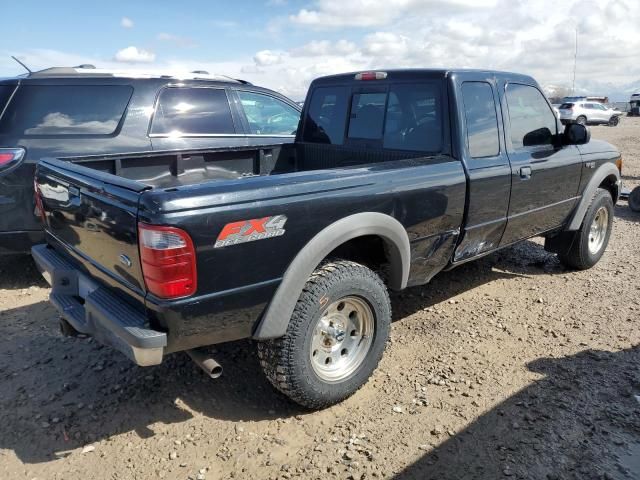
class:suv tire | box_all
[552,188,613,270]
[629,186,640,212]
[609,116,619,127]
[257,260,391,409]
[576,115,587,125]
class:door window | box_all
[237,91,300,135]
[151,87,235,136]
[461,82,500,160]
[505,84,557,149]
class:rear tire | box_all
[576,115,587,126]
[257,260,391,409]
[629,186,640,212]
[555,188,613,270]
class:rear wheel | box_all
[609,116,619,127]
[554,188,613,270]
[257,260,391,409]
[629,186,640,212]
[576,115,587,126]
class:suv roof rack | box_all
[26,66,246,83]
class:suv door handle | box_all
[519,166,532,179]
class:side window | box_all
[237,91,300,135]
[383,83,443,152]
[302,86,349,145]
[461,82,500,159]
[505,84,557,149]
[151,87,235,136]
[0,85,132,136]
[348,92,386,140]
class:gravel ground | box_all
[1,118,639,480]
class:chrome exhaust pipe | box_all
[186,349,223,379]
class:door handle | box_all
[519,166,532,179]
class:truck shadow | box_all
[0,254,47,290]
[392,239,562,321]
[393,345,640,480]
[614,202,639,222]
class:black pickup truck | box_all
[32,69,622,409]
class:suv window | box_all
[505,84,557,149]
[0,85,132,136]
[237,91,299,135]
[302,86,349,145]
[151,87,235,136]
[461,82,500,159]
[0,85,14,112]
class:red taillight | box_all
[138,223,197,299]
[33,178,46,222]
[355,71,388,81]
[0,148,26,172]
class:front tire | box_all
[609,116,619,127]
[576,115,587,126]
[556,188,614,270]
[257,260,391,409]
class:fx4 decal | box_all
[214,215,287,248]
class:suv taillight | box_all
[138,223,197,299]
[0,148,26,173]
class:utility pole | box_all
[572,27,578,94]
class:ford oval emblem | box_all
[119,254,133,268]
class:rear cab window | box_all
[0,85,133,136]
[302,81,444,153]
[150,87,236,136]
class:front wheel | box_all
[257,260,391,409]
[556,188,614,270]
[609,116,620,127]
[576,115,587,125]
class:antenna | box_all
[11,55,32,74]
[571,27,578,94]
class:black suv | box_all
[0,66,301,255]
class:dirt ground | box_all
[1,119,639,480]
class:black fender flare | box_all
[252,212,411,339]
[566,162,620,231]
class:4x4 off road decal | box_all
[214,215,287,248]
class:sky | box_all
[2,0,639,101]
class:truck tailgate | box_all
[35,158,151,294]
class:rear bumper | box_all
[31,244,167,366]
[0,230,45,255]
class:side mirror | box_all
[564,123,590,145]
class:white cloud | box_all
[254,50,285,66]
[114,46,156,63]
[120,17,134,28]
[290,0,497,28]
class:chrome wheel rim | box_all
[588,206,609,255]
[309,296,374,383]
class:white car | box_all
[558,101,623,126]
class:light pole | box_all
[572,27,578,94]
